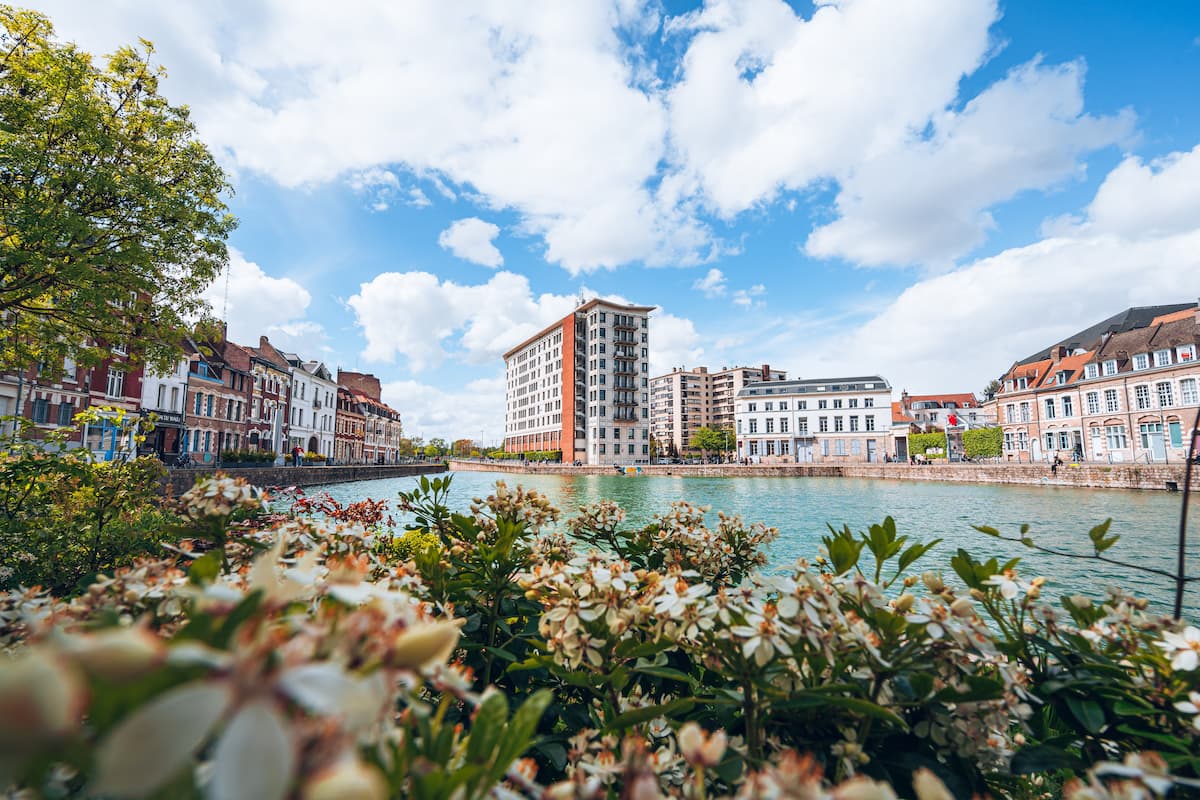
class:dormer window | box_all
[1154,349,1172,367]
[1004,380,1013,392]
[1016,377,1028,390]
[1084,364,1099,380]
[1102,360,1118,376]
[1132,353,1149,371]
[1055,371,1069,385]
[1179,344,1197,362]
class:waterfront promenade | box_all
[447,459,1190,492]
[165,462,448,494]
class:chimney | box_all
[260,335,270,349]
[761,364,771,381]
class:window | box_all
[749,419,757,434]
[106,368,124,398]
[1156,381,1174,408]
[818,416,829,432]
[1104,389,1120,413]
[1085,392,1099,415]
[1044,399,1056,419]
[748,403,757,412]
[865,415,875,431]
[1132,353,1149,371]
[849,416,859,432]
[1059,432,1071,450]
[1017,377,1029,390]
[780,418,788,433]
[818,400,827,409]
[798,401,807,410]
[765,418,774,433]
[765,402,773,411]
[1062,396,1073,417]
[1182,378,1198,405]
[834,417,844,432]
[206,395,214,417]
[1105,425,1127,449]
[1135,385,1151,410]
[835,439,846,455]
[1004,432,1014,451]
[833,399,843,409]
[57,402,74,426]
[32,399,49,423]
[1017,431,1028,450]
[1005,404,1016,423]
[1154,349,1172,367]
[780,401,788,410]
[848,398,858,408]
[1085,364,1099,380]
[1019,402,1031,422]
[1055,371,1068,385]
[1045,433,1054,451]
[1102,360,1118,376]
[749,441,759,455]
[195,392,202,415]
[1139,422,1163,449]
[1169,422,1183,448]
[797,418,808,434]
[1090,426,1102,450]
[1178,344,1196,363]
[864,398,874,408]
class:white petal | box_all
[209,700,296,800]
[279,664,388,730]
[1173,649,1199,671]
[93,681,232,797]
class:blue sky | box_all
[28,0,1200,441]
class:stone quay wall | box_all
[446,459,1190,492]
[165,463,448,495]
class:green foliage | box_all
[377,527,440,562]
[963,427,1003,459]
[909,432,947,458]
[689,425,733,453]
[486,449,561,462]
[0,6,236,374]
[219,448,276,464]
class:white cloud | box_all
[692,268,727,297]
[381,377,506,443]
[805,59,1133,267]
[787,146,1200,393]
[200,250,327,354]
[438,218,505,268]
[648,313,705,375]
[346,270,579,369]
[731,284,765,308]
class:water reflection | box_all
[311,470,1198,617]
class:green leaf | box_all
[1010,745,1085,774]
[602,698,695,733]
[466,692,508,764]
[1063,695,1106,734]
[187,551,222,586]
[494,690,553,768]
[631,665,693,684]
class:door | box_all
[866,439,876,463]
[895,438,908,460]
[796,440,813,462]
[1151,433,1166,461]
[1031,438,1041,462]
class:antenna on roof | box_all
[222,260,230,322]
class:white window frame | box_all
[1132,353,1149,371]
[1084,364,1099,380]
[1102,360,1118,376]
[1154,349,1172,367]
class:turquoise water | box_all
[313,470,1199,618]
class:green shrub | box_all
[963,427,1003,458]
[909,431,947,458]
[377,528,440,562]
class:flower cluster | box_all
[179,474,266,519]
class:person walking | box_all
[292,445,302,467]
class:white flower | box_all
[1174,691,1200,731]
[1158,626,1200,671]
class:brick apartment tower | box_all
[503,299,653,465]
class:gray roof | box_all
[737,376,891,397]
[1016,303,1195,366]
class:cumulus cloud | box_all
[648,313,705,375]
[732,284,765,308]
[438,218,505,267]
[346,271,579,369]
[200,250,327,353]
[381,376,506,443]
[805,59,1133,267]
[782,146,1200,392]
[32,0,1130,273]
[692,268,727,297]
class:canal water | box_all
[312,470,1199,617]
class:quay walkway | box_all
[164,462,448,494]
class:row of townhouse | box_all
[1,328,405,465]
[987,302,1200,463]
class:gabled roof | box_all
[1088,312,1199,365]
[1033,351,1094,389]
[1017,303,1195,365]
[905,392,978,408]
[891,402,916,424]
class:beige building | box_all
[988,302,1199,463]
[650,364,786,456]
[503,298,653,465]
[735,376,891,463]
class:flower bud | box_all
[950,597,974,618]
[677,722,727,768]
[302,755,387,800]
[67,627,166,681]
[892,594,915,614]
[1067,595,1092,609]
[921,572,944,593]
[386,619,460,670]
[0,648,88,748]
[832,777,899,800]
[969,588,986,601]
[912,768,953,800]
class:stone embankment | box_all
[446,459,1190,492]
[165,463,448,495]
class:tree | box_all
[451,438,473,457]
[982,379,1001,400]
[0,8,236,375]
[689,426,728,458]
[428,437,448,455]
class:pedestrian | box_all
[292,445,301,467]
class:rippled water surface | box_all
[314,469,1199,617]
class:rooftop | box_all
[737,376,890,397]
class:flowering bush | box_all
[1,473,1199,799]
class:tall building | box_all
[503,299,653,465]
[650,364,786,455]
[735,376,892,463]
[337,370,403,463]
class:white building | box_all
[504,298,653,465]
[139,357,189,457]
[284,354,337,458]
[735,376,893,463]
